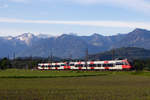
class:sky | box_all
[0,0,150,36]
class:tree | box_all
[133,60,144,71]
[0,58,12,70]
[144,60,150,71]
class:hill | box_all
[89,47,150,60]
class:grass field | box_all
[0,69,112,78]
[0,69,150,100]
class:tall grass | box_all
[0,69,150,78]
[1,69,150,100]
[0,75,150,100]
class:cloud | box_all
[0,4,8,8]
[8,0,29,3]
[0,17,150,29]
[6,0,150,14]
[0,1,8,8]
[69,0,150,13]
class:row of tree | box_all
[0,57,42,70]
[131,59,150,71]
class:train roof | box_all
[38,59,128,65]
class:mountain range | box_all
[0,28,150,58]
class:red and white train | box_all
[37,59,132,70]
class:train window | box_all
[107,64,114,67]
[61,64,66,66]
[102,64,114,67]
[89,64,96,67]
[75,64,83,67]
[55,65,60,67]
[103,64,107,67]
[116,62,124,65]
[124,62,128,65]
[84,64,87,67]
[97,64,102,67]
[79,64,83,67]
[70,64,74,66]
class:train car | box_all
[37,59,132,70]
[38,62,63,70]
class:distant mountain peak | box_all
[59,33,78,38]
[20,32,34,37]
[132,28,149,33]
[61,33,78,36]
[68,33,78,36]
[36,34,52,39]
[91,33,103,37]
[16,33,35,45]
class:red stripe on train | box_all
[78,67,82,70]
[64,66,67,69]
[78,62,81,64]
[122,65,131,69]
[68,66,71,69]
[42,64,44,70]
[105,67,109,70]
[90,61,94,64]
[91,67,94,69]
[104,61,108,64]
[64,66,71,69]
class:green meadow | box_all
[0,69,150,100]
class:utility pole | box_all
[13,52,16,60]
[48,51,50,63]
[50,49,53,63]
[69,53,72,61]
[85,47,88,69]
[12,52,16,68]
[30,54,33,60]
[7,54,9,60]
[112,48,115,60]
[29,54,33,69]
